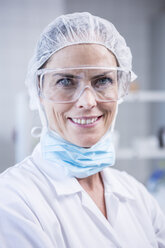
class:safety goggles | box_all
[37,66,131,103]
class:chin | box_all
[72,137,101,148]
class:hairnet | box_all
[25,12,137,110]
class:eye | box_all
[94,77,113,88]
[55,78,76,88]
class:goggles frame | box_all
[37,66,131,103]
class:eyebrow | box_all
[91,73,108,80]
[91,70,114,80]
[52,73,82,79]
[52,70,114,79]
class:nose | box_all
[76,87,97,109]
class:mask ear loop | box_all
[31,102,49,138]
[31,126,42,138]
[31,73,48,138]
[118,98,123,104]
[110,96,124,133]
[110,102,119,133]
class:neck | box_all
[77,172,103,191]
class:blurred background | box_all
[0,0,165,210]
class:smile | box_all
[71,117,99,125]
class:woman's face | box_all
[41,44,117,147]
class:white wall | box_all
[150,13,165,132]
[0,0,65,171]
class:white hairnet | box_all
[25,12,137,110]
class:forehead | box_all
[45,44,117,69]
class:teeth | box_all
[81,119,85,124]
[72,117,98,125]
[87,119,90,124]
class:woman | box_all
[0,12,165,248]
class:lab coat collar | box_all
[101,168,136,201]
[52,177,83,196]
[32,143,83,196]
[54,168,136,200]
[32,143,135,200]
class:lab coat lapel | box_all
[80,190,123,248]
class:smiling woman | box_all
[0,12,165,248]
[40,44,118,147]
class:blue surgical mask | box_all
[40,127,115,178]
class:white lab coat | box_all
[0,143,165,248]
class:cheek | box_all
[103,102,117,125]
[43,101,70,131]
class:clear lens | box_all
[38,67,131,103]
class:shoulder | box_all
[0,156,34,186]
[0,151,53,208]
[0,156,37,201]
[0,144,48,191]
[0,157,56,247]
[0,154,41,189]
[0,151,57,223]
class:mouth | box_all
[68,115,103,126]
